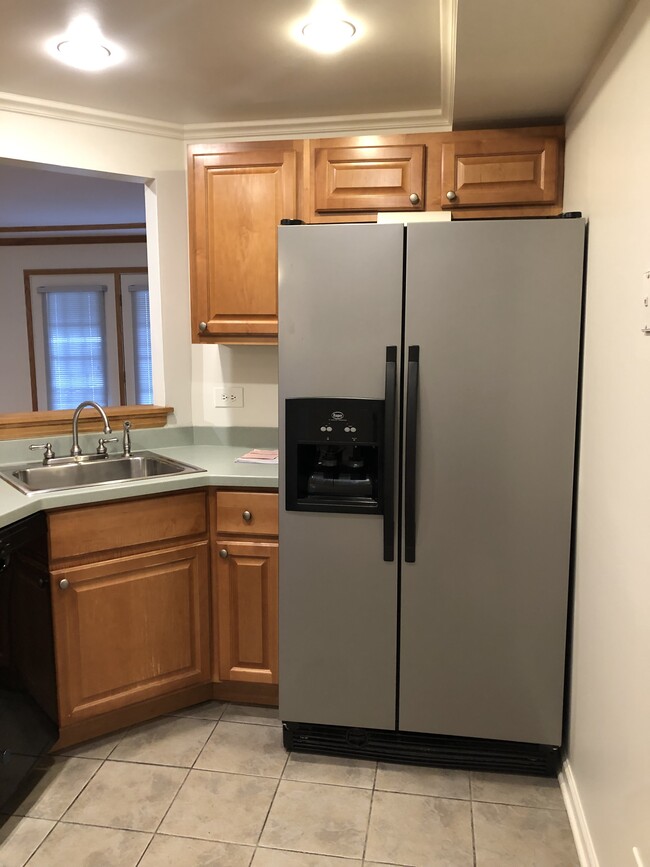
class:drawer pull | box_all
[242,510,252,522]
[59,578,70,590]
[219,548,229,559]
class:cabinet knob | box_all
[446,190,457,201]
[198,321,208,333]
[59,578,70,590]
[219,548,228,559]
[242,510,252,522]
[409,193,420,205]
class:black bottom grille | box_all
[283,722,560,777]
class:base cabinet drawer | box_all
[52,542,211,724]
[213,540,278,685]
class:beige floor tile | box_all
[0,815,55,866]
[26,822,151,867]
[222,704,282,726]
[168,700,228,721]
[110,715,216,767]
[283,753,376,789]
[195,722,288,778]
[58,730,125,760]
[473,801,579,867]
[259,780,372,860]
[375,762,470,800]
[63,760,186,832]
[363,863,409,866]
[159,769,277,844]
[7,757,101,820]
[365,790,473,867]
[471,771,565,810]
[139,833,254,866]
[253,849,362,866]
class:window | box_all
[27,269,151,411]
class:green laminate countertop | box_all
[0,428,278,530]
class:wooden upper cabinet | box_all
[188,143,300,343]
[312,143,425,213]
[440,133,561,209]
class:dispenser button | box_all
[344,426,350,432]
[326,426,333,432]
[320,426,327,432]
[350,427,357,433]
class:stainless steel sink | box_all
[0,451,206,496]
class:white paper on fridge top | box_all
[376,211,452,223]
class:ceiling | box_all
[0,0,630,227]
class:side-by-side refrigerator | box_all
[278,218,585,774]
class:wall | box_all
[562,1,650,865]
[0,242,147,412]
[0,110,191,424]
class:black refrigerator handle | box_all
[383,346,397,562]
[404,345,419,563]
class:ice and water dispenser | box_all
[285,398,384,514]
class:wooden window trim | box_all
[0,404,174,441]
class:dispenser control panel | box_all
[284,397,384,514]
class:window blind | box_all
[128,285,153,405]
[38,285,108,410]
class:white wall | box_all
[0,242,147,412]
[191,345,278,429]
[563,1,650,865]
[0,110,191,424]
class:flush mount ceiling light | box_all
[300,16,357,53]
[46,15,124,71]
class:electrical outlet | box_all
[633,847,645,867]
[214,385,244,408]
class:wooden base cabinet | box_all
[51,542,211,725]
[214,540,278,685]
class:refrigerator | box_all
[278,218,585,774]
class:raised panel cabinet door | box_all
[313,144,425,212]
[440,135,560,208]
[189,147,298,343]
[214,540,278,685]
[51,542,210,724]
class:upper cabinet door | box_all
[189,145,299,343]
[313,144,425,213]
[440,134,561,209]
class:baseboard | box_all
[559,757,600,867]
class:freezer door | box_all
[278,224,403,729]
[399,219,585,745]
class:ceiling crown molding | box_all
[0,91,184,140]
[183,109,452,143]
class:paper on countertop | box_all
[235,449,279,465]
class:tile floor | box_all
[0,701,580,866]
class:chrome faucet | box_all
[70,401,111,457]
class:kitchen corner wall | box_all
[191,344,278,429]
[563,1,650,865]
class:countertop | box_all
[0,438,278,531]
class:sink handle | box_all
[96,436,119,456]
[29,443,55,464]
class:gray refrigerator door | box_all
[278,223,403,729]
[399,219,584,745]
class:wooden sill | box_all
[0,405,174,441]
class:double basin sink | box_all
[0,451,206,496]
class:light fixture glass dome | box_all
[301,17,357,53]
[46,15,123,72]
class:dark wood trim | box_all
[114,273,127,405]
[0,235,146,246]
[0,223,146,233]
[23,271,39,412]
[0,404,173,440]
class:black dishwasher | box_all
[0,513,58,813]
